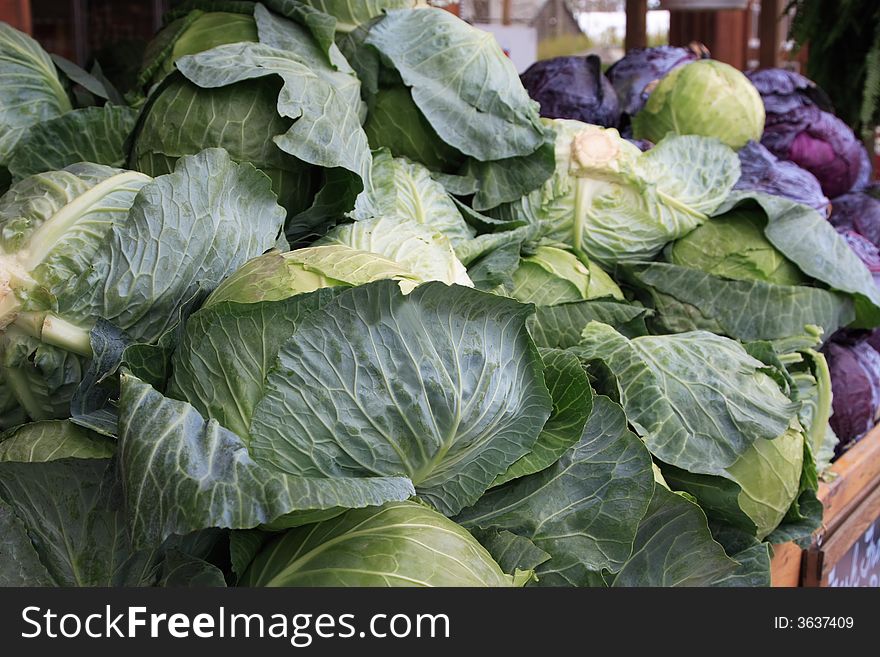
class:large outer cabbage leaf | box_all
[7,106,138,181]
[240,501,528,587]
[460,135,559,211]
[0,23,72,173]
[0,420,114,461]
[666,209,809,286]
[0,149,286,422]
[527,300,651,349]
[611,487,738,587]
[0,496,55,586]
[456,396,655,586]
[708,526,772,587]
[0,428,225,586]
[252,3,359,97]
[715,190,880,327]
[365,8,545,162]
[169,288,342,441]
[60,149,285,342]
[246,281,551,516]
[163,282,551,521]
[622,262,854,341]
[0,458,138,586]
[573,322,798,475]
[118,373,415,549]
[492,348,593,487]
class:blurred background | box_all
[0,1,800,74]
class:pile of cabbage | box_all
[525,47,880,453]
[0,2,877,588]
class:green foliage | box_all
[787,0,880,137]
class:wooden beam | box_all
[712,9,747,69]
[625,0,648,51]
[442,1,461,17]
[758,0,781,68]
[0,0,31,34]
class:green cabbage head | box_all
[240,501,532,586]
[665,209,809,286]
[132,3,373,232]
[633,59,765,149]
[509,120,740,265]
[140,10,259,89]
[506,246,623,304]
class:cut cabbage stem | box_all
[0,289,22,330]
[12,312,92,357]
[572,178,603,262]
[0,254,35,328]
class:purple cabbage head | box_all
[839,230,880,288]
[761,105,865,198]
[852,143,874,191]
[605,44,706,119]
[745,68,833,115]
[520,55,621,128]
[829,185,880,247]
[734,141,829,214]
[823,338,880,442]
[626,138,654,152]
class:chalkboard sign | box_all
[827,516,880,587]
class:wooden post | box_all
[625,0,648,51]
[758,0,781,68]
[442,1,461,17]
[0,0,31,33]
[502,0,512,26]
[669,8,749,69]
[712,9,747,69]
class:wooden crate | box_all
[770,424,880,586]
[769,541,803,587]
